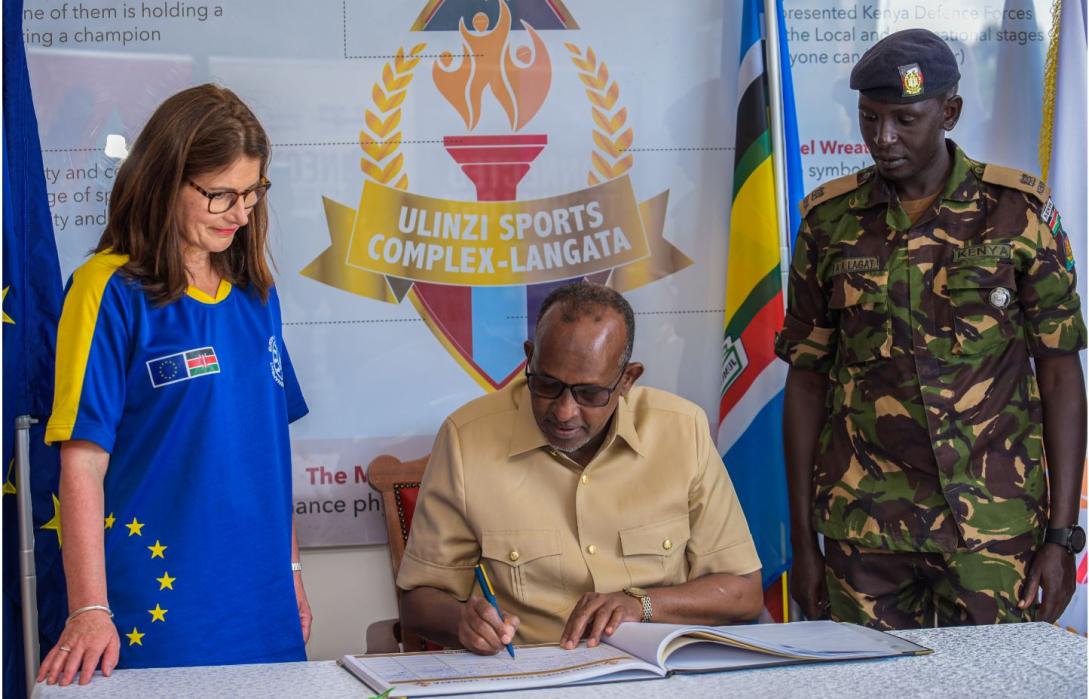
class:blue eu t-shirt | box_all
[47,252,307,668]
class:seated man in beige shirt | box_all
[397,282,763,654]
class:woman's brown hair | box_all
[96,84,273,303]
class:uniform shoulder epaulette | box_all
[980,163,1050,204]
[799,169,869,217]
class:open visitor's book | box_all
[339,620,931,696]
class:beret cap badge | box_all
[850,29,959,103]
[898,63,924,97]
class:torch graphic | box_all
[433,0,551,202]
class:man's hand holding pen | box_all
[458,595,520,656]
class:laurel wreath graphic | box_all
[360,43,427,191]
[361,43,634,191]
[565,44,634,186]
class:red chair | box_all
[366,454,430,653]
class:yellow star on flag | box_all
[126,627,145,646]
[3,459,15,496]
[2,287,13,325]
[148,540,167,559]
[148,604,167,622]
[40,493,62,547]
[104,513,116,529]
[156,571,176,590]
[125,517,144,536]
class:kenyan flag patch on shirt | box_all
[147,347,221,387]
[1041,198,1075,272]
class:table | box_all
[31,622,1086,698]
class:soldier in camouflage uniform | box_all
[775,29,1087,629]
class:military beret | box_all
[849,28,960,103]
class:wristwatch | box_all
[1044,525,1086,554]
[623,587,653,622]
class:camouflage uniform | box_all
[775,141,1086,628]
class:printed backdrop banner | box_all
[24,0,736,547]
[22,0,1083,628]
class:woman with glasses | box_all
[39,84,311,685]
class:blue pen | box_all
[474,563,516,658]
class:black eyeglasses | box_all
[524,365,627,408]
[188,177,271,214]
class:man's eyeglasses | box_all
[524,365,627,408]
[188,177,271,214]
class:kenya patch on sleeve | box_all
[1041,198,1075,271]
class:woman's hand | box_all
[42,441,116,685]
[294,570,313,643]
[37,610,120,686]
[290,523,311,643]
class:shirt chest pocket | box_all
[481,530,566,613]
[946,262,1019,355]
[828,271,892,365]
[619,514,690,588]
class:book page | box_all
[662,642,816,672]
[341,643,664,697]
[603,622,693,666]
[604,620,930,670]
[707,621,928,658]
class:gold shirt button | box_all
[509,551,520,562]
[580,474,589,485]
[586,544,597,555]
[662,539,673,550]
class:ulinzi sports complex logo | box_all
[303,0,692,391]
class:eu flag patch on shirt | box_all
[146,347,220,387]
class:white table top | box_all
[32,622,1087,698]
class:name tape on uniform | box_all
[831,257,881,275]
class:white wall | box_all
[299,546,398,661]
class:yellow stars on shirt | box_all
[119,516,175,651]
[40,493,62,547]
[2,287,13,325]
[104,513,116,529]
[147,540,167,559]
[3,459,15,496]
[125,517,144,536]
[126,627,145,646]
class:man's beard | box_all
[547,432,593,454]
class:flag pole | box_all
[764,0,795,623]
[16,415,41,688]
[762,0,792,306]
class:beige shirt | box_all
[396,375,761,644]
[899,191,941,225]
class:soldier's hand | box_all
[458,595,519,655]
[791,540,829,620]
[1019,543,1076,622]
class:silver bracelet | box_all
[291,561,302,572]
[66,605,113,623]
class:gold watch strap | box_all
[624,587,652,622]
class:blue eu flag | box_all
[3,0,68,695]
